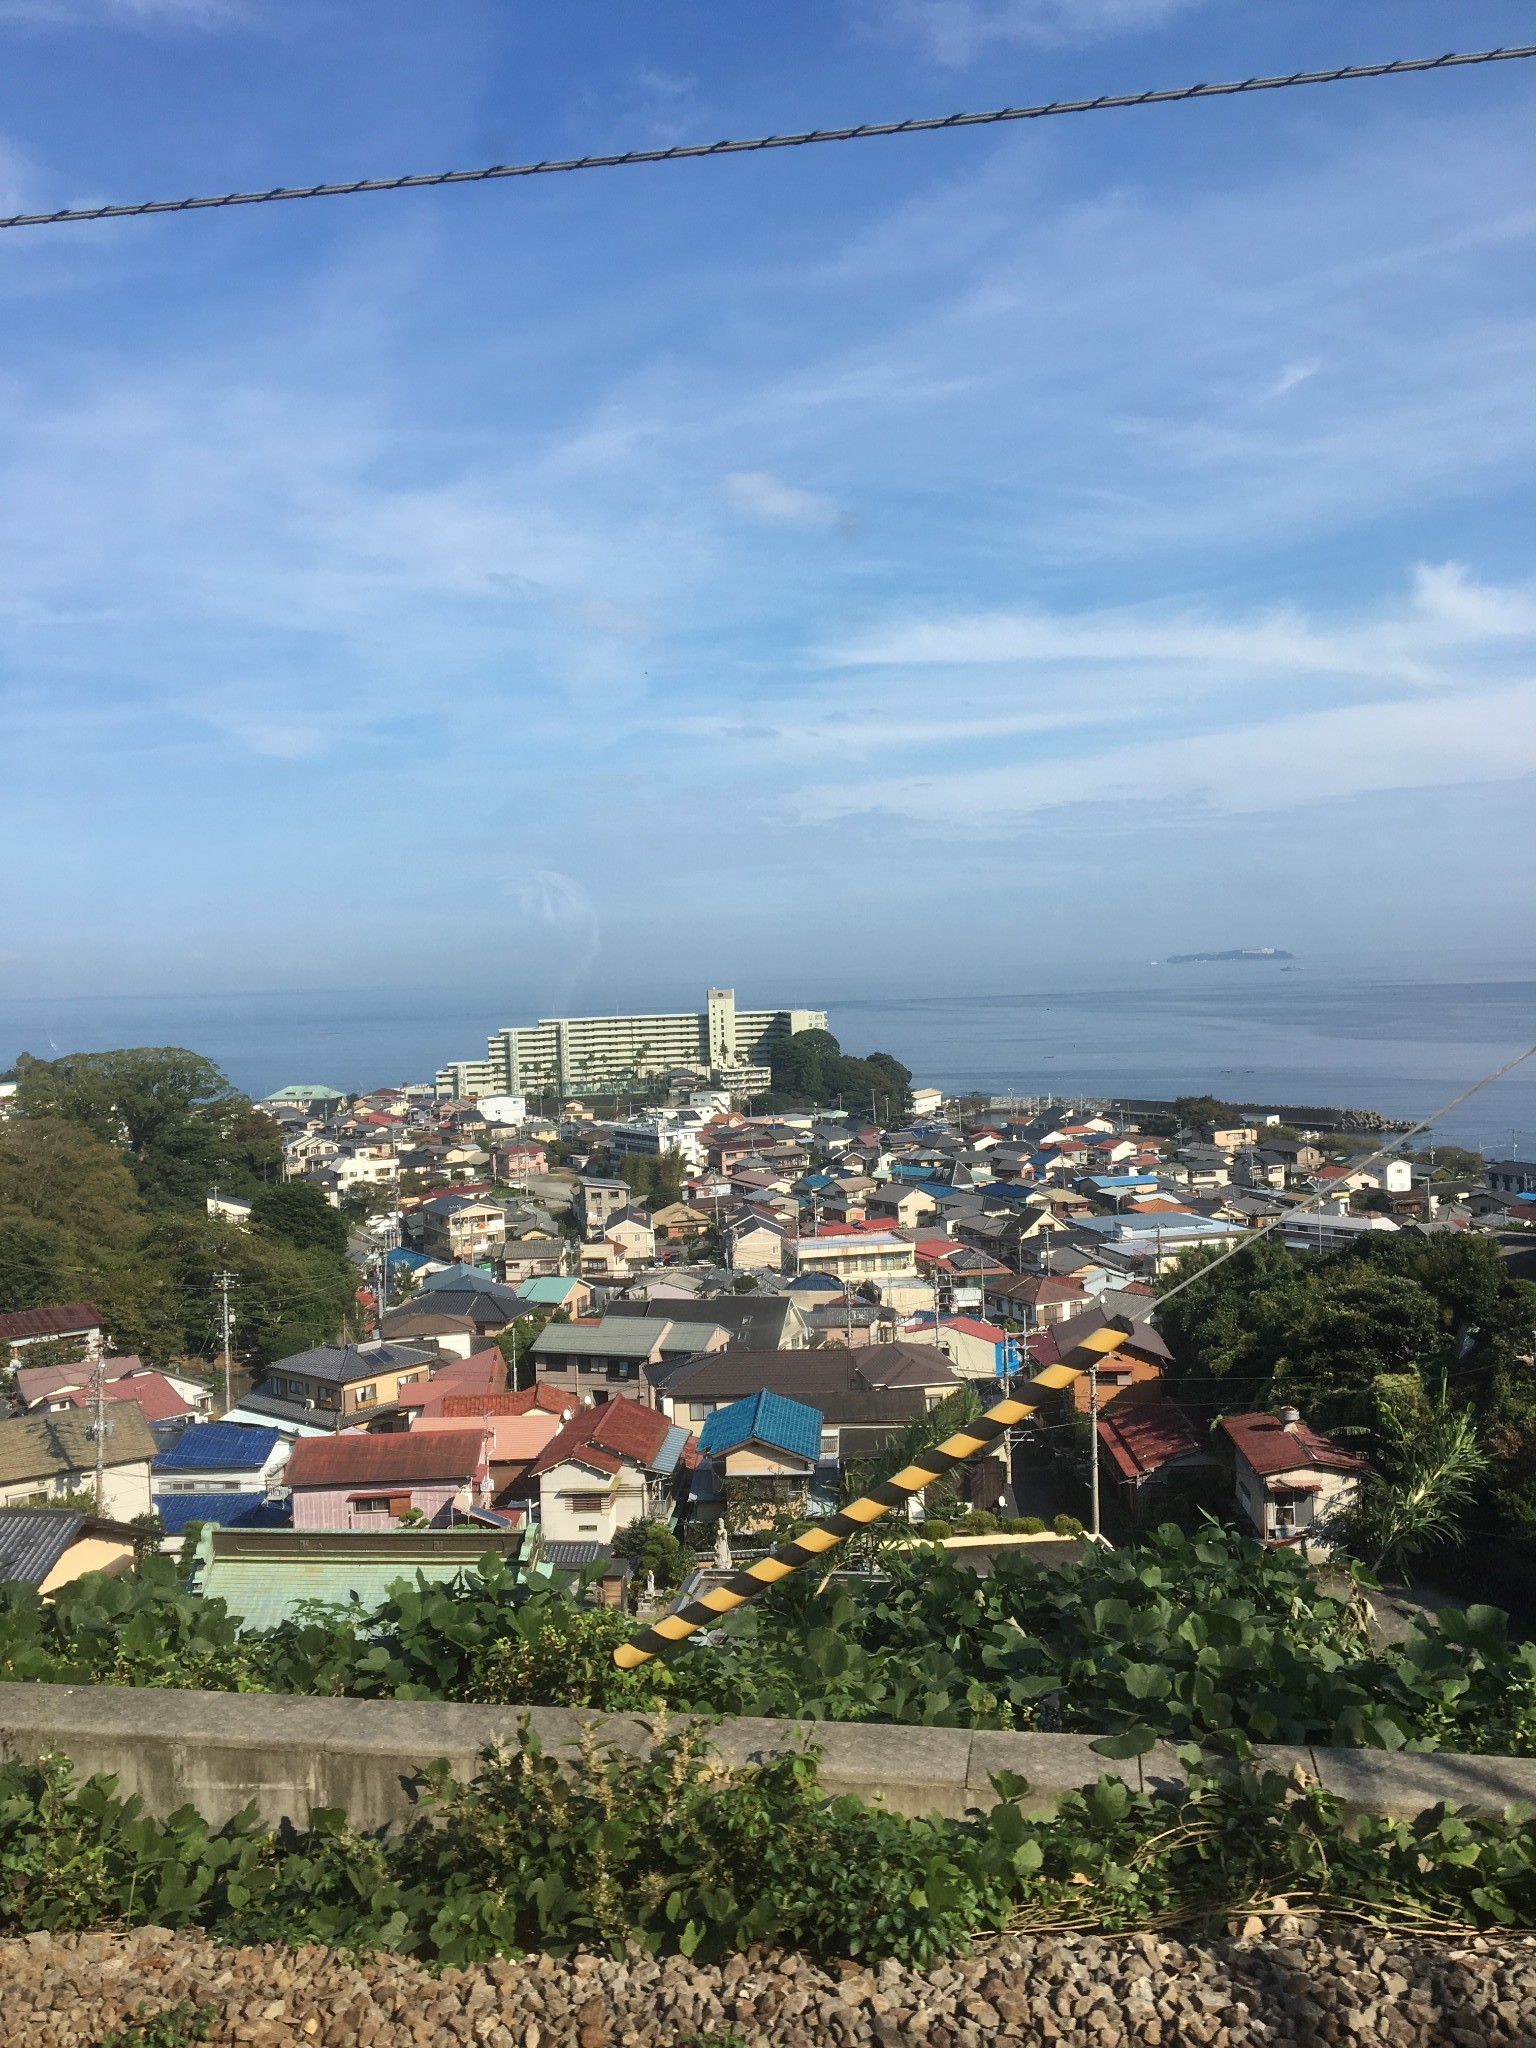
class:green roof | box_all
[197,1528,523,1630]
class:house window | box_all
[288,1379,307,1398]
[353,1384,378,1406]
[355,1496,391,1514]
[569,1494,608,1513]
[688,1402,712,1422]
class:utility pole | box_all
[1088,1358,1101,1542]
[91,1346,110,1512]
[216,1270,234,1415]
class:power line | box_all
[2,44,1533,235]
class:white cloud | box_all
[792,681,1536,831]
[723,470,842,528]
[0,0,242,20]
[821,565,1536,689]
[875,0,1209,64]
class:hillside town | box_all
[2,1000,1531,1613]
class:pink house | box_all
[284,1427,490,1531]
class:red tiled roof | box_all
[0,1302,102,1343]
[62,1374,197,1423]
[287,1428,488,1489]
[528,1395,673,1478]
[1218,1411,1368,1478]
[438,1384,572,1419]
[1097,1402,1210,1482]
[941,1316,1007,1342]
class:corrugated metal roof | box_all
[698,1389,822,1464]
[154,1421,284,1472]
[152,1492,289,1535]
[200,1530,523,1630]
[0,1508,84,1585]
[532,1317,663,1359]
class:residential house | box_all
[803,1300,900,1347]
[694,1390,823,1522]
[1096,1404,1219,1522]
[1277,1207,1400,1255]
[530,1314,728,1402]
[404,1269,525,1332]
[517,1274,592,1317]
[574,1176,632,1236]
[244,1340,438,1431]
[650,1201,712,1247]
[418,1195,506,1265]
[982,1273,1090,1329]
[925,1314,1015,1382]
[651,1344,962,1446]
[376,1307,483,1359]
[16,1354,214,1418]
[492,1140,548,1181]
[0,1506,147,1592]
[1051,1305,1172,1412]
[152,1421,290,1496]
[285,1428,492,1530]
[638,1294,810,1353]
[789,1230,917,1291]
[54,1371,202,1431]
[727,1216,790,1272]
[0,1406,155,1519]
[1488,1159,1536,1197]
[528,1397,692,1544]
[0,1302,104,1365]
[206,1192,254,1227]
[413,1384,571,1504]
[1219,1409,1367,1551]
[867,1184,940,1228]
[601,1211,657,1266]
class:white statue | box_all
[645,1570,657,1601]
[714,1523,733,1571]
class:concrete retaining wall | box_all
[3,1681,1536,1833]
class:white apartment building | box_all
[436,987,824,1099]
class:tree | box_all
[762,1029,913,1119]
[12,1047,266,1210]
[251,1182,348,1258]
[0,1221,58,1314]
[1338,1383,1486,1574]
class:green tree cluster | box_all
[760,1029,913,1120]
[617,1146,688,1209]
[1156,1231,1536,1542]
[0,1048,356,1368]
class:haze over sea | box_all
[1,951,1531,1156]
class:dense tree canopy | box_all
[0,1047,352,1368]
[251,1181,349,1258]
[762,1029,913,1119]
[1157,1230,1536,1538]
[11,1047,281,1209]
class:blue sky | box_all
[2,0,1535,1012]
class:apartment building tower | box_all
[436,987,825,1101]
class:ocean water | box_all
[0,959,1531,1155]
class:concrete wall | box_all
[6,1681,1536,1837]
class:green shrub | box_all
[919,1519,953,1540]
[7,1734,1536,1967]
[965,1511,999,1536]
[1017,1516,1047,1535]
[1053,1513,1084,1538]
[99,2004,219,2048]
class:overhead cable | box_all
[2,44,1534,234]
[1154,1040,1536,1310]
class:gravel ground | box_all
[5,1922,1536,2048]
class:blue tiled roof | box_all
[152,1492,290,1534]
[153,1421,283,1473]
[698,1389,823,1464]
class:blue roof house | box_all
[152,1421,290,1497]
[696,1391,824,1522]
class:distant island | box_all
[1164,947,1295,964]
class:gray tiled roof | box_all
[268,1342,435,1387]
[0,1406,157,1485]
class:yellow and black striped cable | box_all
[613,1316,1133,1668]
